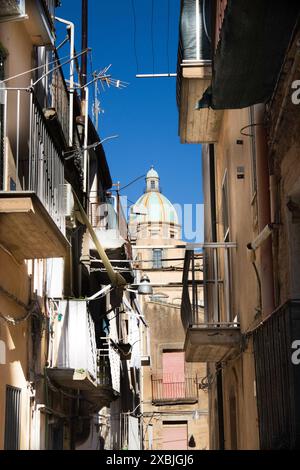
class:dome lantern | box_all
[146,166,160,193]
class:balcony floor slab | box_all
[0,192,69,260]
[184,325,241,362]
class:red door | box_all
[162,422,188,450]
[162,351,185,399]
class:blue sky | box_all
[56,0,204,219]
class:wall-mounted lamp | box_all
[137,274,153,295]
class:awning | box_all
[198,0,300,109]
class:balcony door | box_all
[162,351,185,399]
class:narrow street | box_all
[0,0,300,457]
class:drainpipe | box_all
[209,143,225,449]
[253,104,275,316]
[55,17,74,148]
[81,0,88,100]
[83,85,89,193]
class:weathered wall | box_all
[206,107,261,449]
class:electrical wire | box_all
[3,48,90,86]
[166,0,170,75]
[130,0,139,74]
[151,0,155,76]
[118,174,146,192]
[32,49,90,88]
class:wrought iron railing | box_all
[151,374,198,403]
[0,87,65,234]
[97,340,112,387]
[181,244,237,331]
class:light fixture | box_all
[137,274,153,295]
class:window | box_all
[152,248,163,269]
[221,170,230,239]
[151,180,155,189]
[170,231,175,239]
[4,385,21,450]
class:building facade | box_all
[129,168,209,450]
[0,0,142,450]
[177,0,300,450]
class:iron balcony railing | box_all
[0,87,65,234]
[151,374,198,403]
[181,243,237,330]
[97,339,112,387]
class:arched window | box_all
[151,180,155,189]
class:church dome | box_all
[130,167,179,225]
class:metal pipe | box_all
[83,85,89,193]
[254,104,275,315]
[81,0,88,99]
[196,0,200,61]
[3,88,8,190]
[132,243,236,249]
[55,16,75,147]
[135,73,177,78]
[16,90,20,189]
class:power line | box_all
[166,0,170,75]
[151,0,155,76]
[130,0,139,74]
[118,173,146,192]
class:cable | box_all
[32,48,90,87]
[166,0,170,75]
[130,0,139,74]
[0,284,30,311]
[118,174,146,191]
[3,48,89,86]
[151,0,155,76]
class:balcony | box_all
[0,88,68,260]
[87,196,134,284]
[0,0,59,45]
[0,0,26,20]
[84,347,119,408]
[151,374,198,406]
[181,244,241,362]
[24,0,58,46]
[47,301,118,406]
[253,300,300,449]
[176,0,222,143]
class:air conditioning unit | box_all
[63,183,76,227]
[0,0,26,20]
